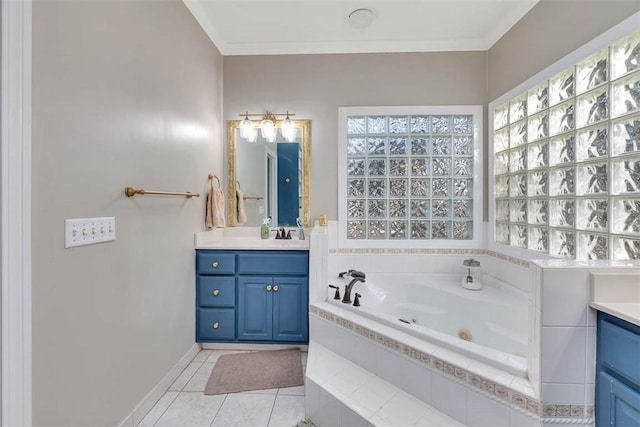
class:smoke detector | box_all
[348,8,374,29]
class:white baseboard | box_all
[118,343,201,427]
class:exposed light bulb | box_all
[260,118,276,142]
[245,126,258,143]
[281,113,296,142]
[240,113,254,140]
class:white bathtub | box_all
[327,273,528,377]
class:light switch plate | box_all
[65,217,116,248]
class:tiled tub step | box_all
[305,340,462,427]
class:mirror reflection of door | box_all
[266,149,277,223]
[276,143,300,226]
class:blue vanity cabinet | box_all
[196,251,237,341]
[596,312,640,426]
[237,251,309,343]
[196,249,308,344]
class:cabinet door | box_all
[597,371,640,426]
[272,276,308,343]
[237,276,273,341]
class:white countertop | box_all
[195,228,310,250]
[590,271,640,326]
[590,302,640,327]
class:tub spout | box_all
[350,270,366,279]
[338,269,366,279]
[342,277,365,304]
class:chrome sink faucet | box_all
[342,277,365,304]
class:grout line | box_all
[208,393,229,427]
[170,361,203,392]
[265,392,278,427]
[148,391,179,427]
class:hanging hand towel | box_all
[236,187,247,224]
[205,188,214,229]
[210,186,226,228]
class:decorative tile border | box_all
[310,304,593,424]
[542,404,593,419]
[328,248,530,268]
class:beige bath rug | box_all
[204,349,303,395]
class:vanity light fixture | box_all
[237,111,297,143]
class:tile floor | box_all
[138,349,307,427]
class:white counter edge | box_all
[590,302,640,327]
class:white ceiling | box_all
[183,0,539,56]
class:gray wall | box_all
[31,1,223,425]
[488,0,640,101]
[224,52,488,222]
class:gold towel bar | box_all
[124,186,200,198]
[243,195,264,201]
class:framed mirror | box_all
[226,119,310,227]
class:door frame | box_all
[1,0,32,425]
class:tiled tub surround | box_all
[307,223,640,424]
[310,303,543,425]
[327,273,528,377]
[530,260,640,424]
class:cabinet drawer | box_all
[197,252,235,275]
[198,276,235,307]
[599,314,640,385]
[237,251,308,275]
[197,308,235,341]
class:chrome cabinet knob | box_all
[213,289,220,296]
[213,322,219,329]
[266,285,272,292]
[212,261,219,268]
[273,285,279,292]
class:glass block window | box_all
[342,109,479,242]
[492,30,640,260]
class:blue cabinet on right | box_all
[596,312,640,426]
[236,251,308,343]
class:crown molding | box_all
[183,0,228,55]
[222,38,488,56]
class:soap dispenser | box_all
[260,218,270,239]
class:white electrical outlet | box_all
[65,217,116,248]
